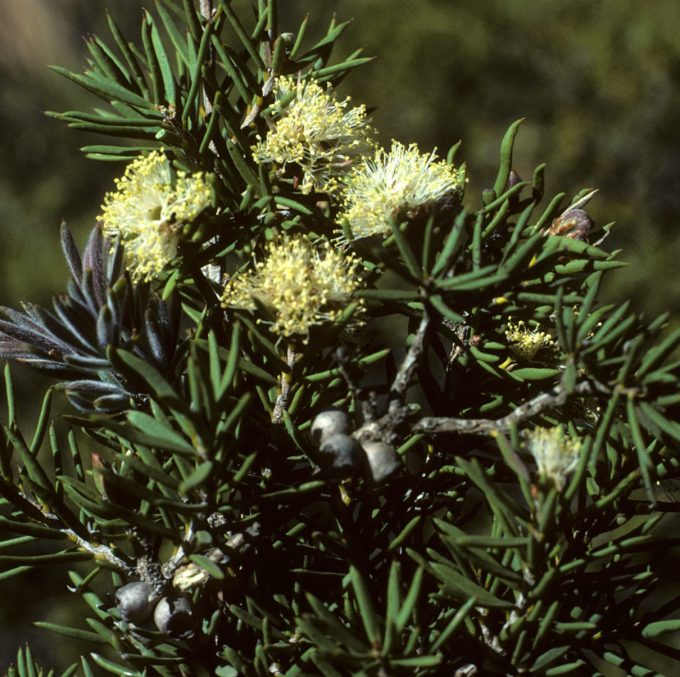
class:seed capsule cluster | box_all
[310,409,401,483]
[115,581,195,637]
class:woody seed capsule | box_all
[154,596,195,637]
[310,409,352,446]
[318,433,362,479]
[115,581,158,622]
[361,440,401,484]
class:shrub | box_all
[1,1,679,674]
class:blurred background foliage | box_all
[2,0,680,669]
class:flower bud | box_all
[361,440,401,484]
[318,433,362,479]
[154,596,195,637]
[115,581,158,622]
[310,409,352,446]
[547,208,592,241]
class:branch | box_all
[64,527,132,574]
[360,379,599,445]
[9,483,134,574]
[272,346,297,424]
[412,381,596,435]
[389,309,430,413]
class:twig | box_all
[66,528,132,574]
[335,347,377,423]
[199,0,216,141]
[361,380,599,445]
[412,381,596,435]
[272,346,297,424]
[16,486,133,574]
[389,309,430,413]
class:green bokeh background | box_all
[1,0,680,670]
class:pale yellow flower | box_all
[98,151,212,282]
[253,76,376,194]
[337,141,466,237]
[222,235,362,338]
[505,320,556,361]
[525,426,582,491]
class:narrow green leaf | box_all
[273,196,314,215]
[126,411,196,456]
[642,618,680,639]
[349,565,381,645]
[428,295,465,324]
[219,0,265,69]
[431,210,467,277]
[34,622,106,644]
[395,566,424,632]
[435,264,497,289]
[184,11,227,124]
[0,550,90,566]
[106,12,149,95]
[493,118,524,196]
[6,427,54,496]
[530,645,571,672]
[29,387,53,454]
[388,515,422,551]
[637,325,680,377]
[545,661,587,675]
[154,1,191,69]
[0,566,34,582]
[389,655,442,668]
[305,594,368,653]
[189,553,225,580]
[314,57,375,80]
[149,14,177,104]
[429,597,476,652]
[0,516,61,539]
[389,220,422,280]
[179,461,214,494]
[211,37,250,102]
[90,653,141,676]
[112,348,178,403]
[626,398,654,501]
[141,12,161,104]
[50,66,156,111]
[382,561,401,654]
[5,364,15,427]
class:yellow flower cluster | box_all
[337,141,466,237]
[221,235,362,338]
[525,426,582,491]
[98,151,212,282]
[505,320,556,361]
[252,76,375,194]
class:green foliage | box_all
[0,0,679,674]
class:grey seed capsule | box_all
[115,581,158,623]
[154,596,195,637]
[310,409,352,446]
[318,433,362,479]
[361,440,401,484]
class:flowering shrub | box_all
[0,1,679,675]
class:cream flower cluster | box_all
[525,426,582,491]
[336,141,466,237]
[252,76,375,194]
[221,235,362,338]
[505,320,556,361]
[98,151,212,282]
